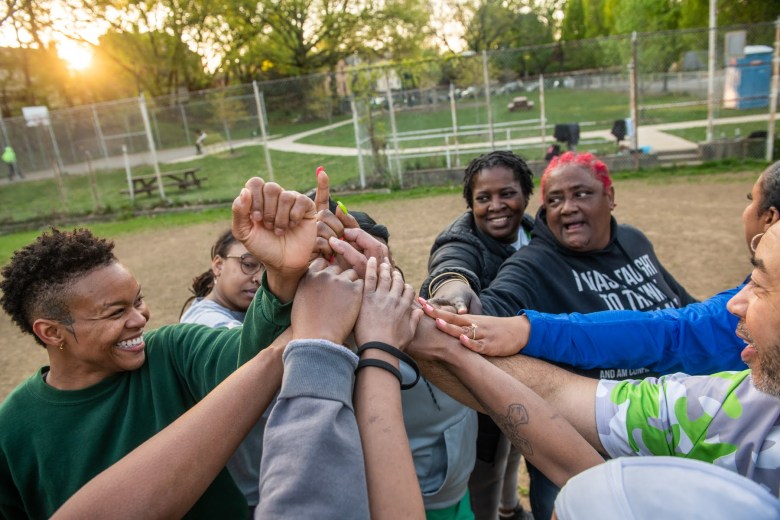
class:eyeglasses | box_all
[224,254,264,275]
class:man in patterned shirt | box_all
[409,222,780,498]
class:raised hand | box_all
[354,257,421,350]
[232,177,316,302]
[328,228,390,279]
[312,169,359,260]
[291,258,363,345]
[418,297,528,356]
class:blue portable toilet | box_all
[723,45,773,109]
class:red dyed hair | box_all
[540,152,612,200]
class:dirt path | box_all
[0,170,757,401]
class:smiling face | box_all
[45,262,150,389]
[470,166,528,244]
[727,225,780,397]
[542,164,615,251]
[209,242,262,312]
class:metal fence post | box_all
[767,17,780,162]
[179,103,192,146]
[628,31,639,170]
[706,0,717,143]
[449,82,460,166]
[0,115,8,146]
[383,70,402,187]
[252,82,276,182]
[138,94,166,199]
[122,144,135,202]
[539,75,547,152]
[482,50,495,149]
[91,105,109,160]
[630,32,640,170]
[350,97,366,189]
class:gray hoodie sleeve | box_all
[255,339,369,520]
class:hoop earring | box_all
[751,233,764,253]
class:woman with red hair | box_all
[428,151,696,520]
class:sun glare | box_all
[57,40,94,72]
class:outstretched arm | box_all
[51,332,288,519]
[407,315,606,482]
[257,259,370,519]
[353,257,425,520]
[420,285,746,374]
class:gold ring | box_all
[470,323,478,340]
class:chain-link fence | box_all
[0,20,777,200]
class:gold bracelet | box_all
[428,272,470,298]
[429,278,470,299]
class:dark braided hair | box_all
[179,229,239,318]
[462,151,534,209]
[0,227,116,348]
[759,161,780,214]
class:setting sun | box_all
[57,40,93,72]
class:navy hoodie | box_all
[480,208,697,380]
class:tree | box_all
[89,28,208,98]
[67,0,213,98]
[459,0,523,52]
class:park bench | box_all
[507,96,535,112]
[121,168,206,198]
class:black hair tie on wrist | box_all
[355,359,403,386]
[355,341,420,390]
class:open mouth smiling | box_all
[115,334,144,351]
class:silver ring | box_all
[470,323,478,340]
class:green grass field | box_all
[0,157,768,266]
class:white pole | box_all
[766,17,780,162]
[138,94,166,199]
[180,104,191,145]
[706,0,717,142]
[91,105,109,161]
[252,81,275,182]
[46,117,65,172]
[539,75,547,151]
[122,144,134,202]
[449,82,460,166]
[350,97,366,189]
[384,70,403,187]
[482,50,495,149]
[629,32,639,155]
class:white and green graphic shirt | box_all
[596,370,780,496]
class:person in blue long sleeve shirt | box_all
[423,161,780,376]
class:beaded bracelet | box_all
[355,341,421,390]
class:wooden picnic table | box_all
[121,168,206,198]
[507,96,535,112]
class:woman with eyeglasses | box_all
[181,230,265,329]
[180,229,269,514]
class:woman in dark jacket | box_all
[421,151,535,520]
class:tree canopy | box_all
[0,0,777,114]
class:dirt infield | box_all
[0,170,757,401]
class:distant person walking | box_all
[195,129,207,155]
[2,145,22,181]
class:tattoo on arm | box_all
[495,403,534,456]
